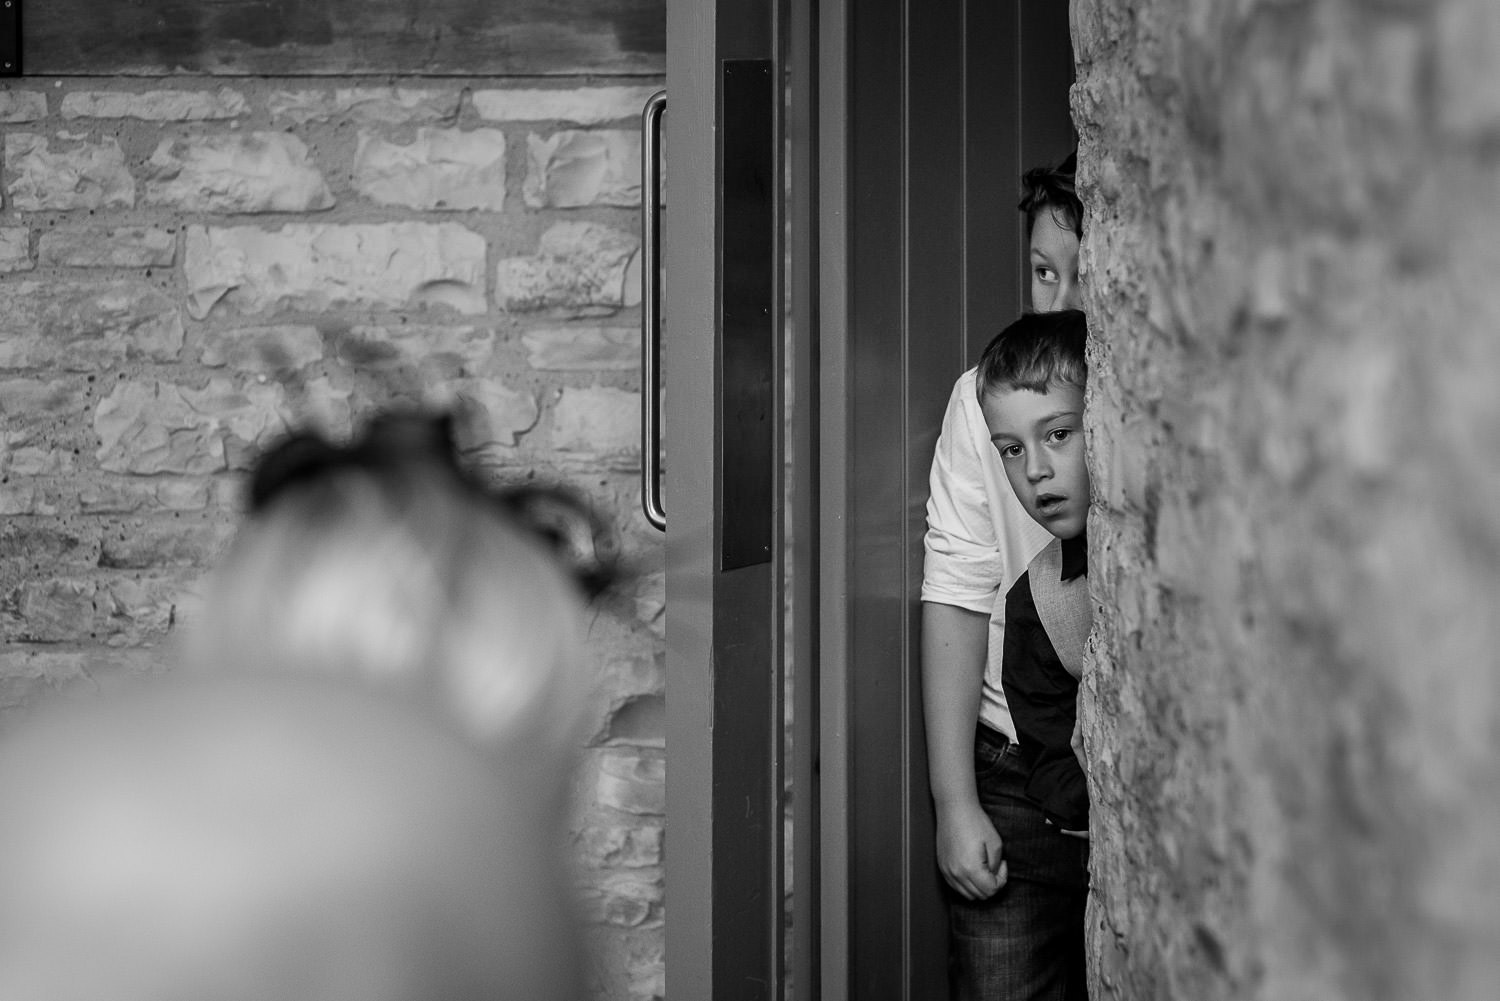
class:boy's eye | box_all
[1048,428,1073,444]
[1034,266,1058,284]
[997,443,1023,459]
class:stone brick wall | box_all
[1072,2,1500,1000]
[1,79,665,1001]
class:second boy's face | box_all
[1030,210,1081,313]
[982,382,1089,540]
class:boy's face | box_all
[1029,209,1081,313]
[981,381,1088,540]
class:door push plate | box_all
[1,0,20,76]
[718,58,775,571]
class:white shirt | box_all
[921,367,1052,740]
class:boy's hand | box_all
[1071,716,1085,768]
[935,800,1007,900]
[1064,717,1090,837]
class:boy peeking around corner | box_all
[978,308,1093,837]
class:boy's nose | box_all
[1026,457,1051,483]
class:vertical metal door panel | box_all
[842,2,911,999]
[964,3,1077,361]
[664,3,781,1001]
[710,564,776,1000]
[814,0,853,996]
[663,0,720,979]
[962,1,1024,361]
[785,0,823,996]
[902,4,971,996]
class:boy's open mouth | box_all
[1034,493,1066,513]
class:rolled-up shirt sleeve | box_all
[922,373,1001,613]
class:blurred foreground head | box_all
[0,674,583,1001]
[183,412,614,771]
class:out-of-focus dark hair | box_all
[975,308,1088,400]
[183,411,617,759]
[248,412,619,599]
[1018,151,1082,240]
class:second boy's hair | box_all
[1019,151,1082,240]
[975,308,1088,400]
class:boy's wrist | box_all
[931,786,981,812]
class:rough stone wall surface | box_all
[1071,2,1500,1000]
[0,78,665,1001]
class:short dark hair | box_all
[975,309,1088,400]
[1018,151,1082,240]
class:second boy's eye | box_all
[1034,266,1058,285]
[997,443,1023,460]
[1048,428,1073,444]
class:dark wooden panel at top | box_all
[26,0,664,76]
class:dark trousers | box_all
[949,724,1089,1001]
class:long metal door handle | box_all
[641,90,667,531]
